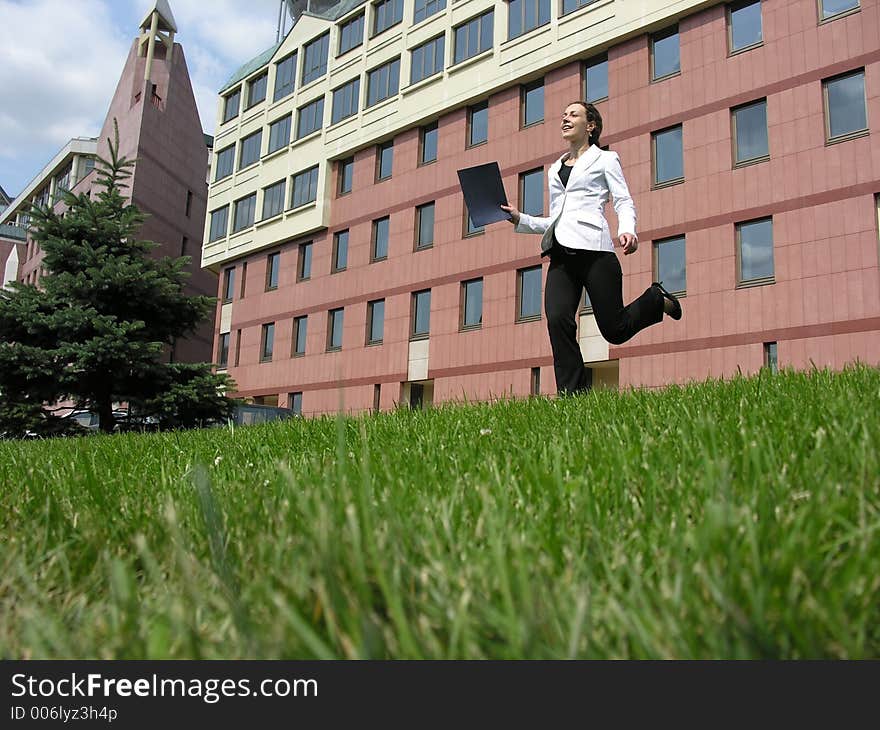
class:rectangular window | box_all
[517,266,542,321]
[411,35,445,85]
[338,12,365,55]
[736,217,774,285]
[530,366,540,395]
[414,0,446,24]
[292,316,308,357]
[222,88,241,123]
[233,193,257,232]
[465,210,484,236]
[653,235,687,296]
[468,101,488,146]
[260,323,275,362]
[235,329,242,366]
[562,0,599,15]
[411,289,431,338]
[376,140,394,180]
[240,261,248,298]
[366,299,385,345]
[876,194,880,263]
[246,71,268,109]
[222,267,236,302]
[409,382,426,410]
[55,160,73,192]
[218,332,230,368]
[508,0,550,40]
[732,99,769,165]
[331,77,360,124]
[215,145,235,181]
[652,125,684,186]
[820,0,859,21]
[34,185,50,209]
[302,32,330,85]
[651,26,680,81]
[297,242,313,281]
[327,308,344,350]
[265,252,280,290]
[80,157,95,182]
[262,179,286,220]
[454,10,494,65]
[54,162,72,196]
[274,52,297,101]
[185,190,193,217]
[367,58,400,107]
[373,0,403,36]
[415,202,435,249]
[268,114,292,154]
[332,230,349,272]
[763,342,778,374]
[296,97,325,139]
[209,205,229,242]
[823,70,868,142]
[52,169,73,205]
[373,384,381,414]
[239,130,262,169]
[372,216,390,261]
[420,122,438,165]
[728,0,762,54]
[338,157,354,195]
[584,54,608,103]
[461,278,483,329]
[289,392,303,415]
[292,166,319,208]
[521,78,544,127]
[520,168,544,216]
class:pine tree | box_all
[0,123,234,436]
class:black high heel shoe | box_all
[653,282,682,320]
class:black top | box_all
[558,163,573,188]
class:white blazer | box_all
[515,144,637,255]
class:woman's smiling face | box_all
[561,104,594,145]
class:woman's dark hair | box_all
[568,101,602,147]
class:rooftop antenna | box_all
[276,0,302,42]
[276,0,284,42]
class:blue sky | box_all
[0,0,285,198]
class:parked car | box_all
[114,412,160,432]
[229,404,296,426]
[68,410,100,430]
[67,409,143,432]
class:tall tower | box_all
[138,0,178,82]
[94,0,216,364]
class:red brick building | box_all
[205,0,880,415]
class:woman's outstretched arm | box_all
[500,205,551,234]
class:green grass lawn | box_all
[1,366,878,659]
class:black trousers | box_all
[545,245,664,394]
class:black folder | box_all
[457,162,511,227]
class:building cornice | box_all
[0,138,98,226]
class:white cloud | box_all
[0,0,130,189]
[169,0,280,62]
[0,0,286,194]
